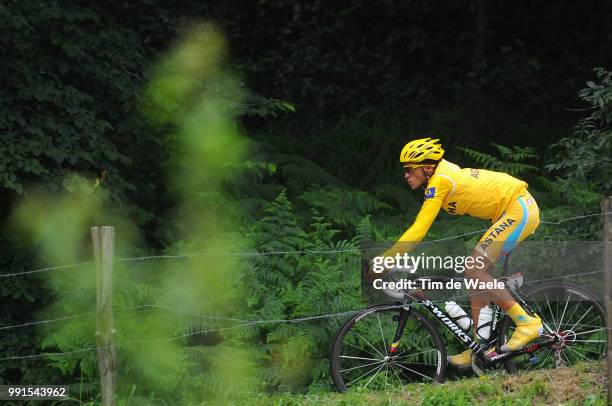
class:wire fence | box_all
[2,212,610,279]
[0,267,606,362]
[1,266,606,334]
[0,211,609,362]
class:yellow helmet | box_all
[400,138,445,167]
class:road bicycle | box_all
[329,254,606,391]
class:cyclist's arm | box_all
[381,176,451,258]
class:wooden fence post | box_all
[602,198,612,406]
[91,226,116,406]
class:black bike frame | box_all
[391,254,557,366]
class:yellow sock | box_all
[506,303,534,324]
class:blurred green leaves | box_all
[137,22,256,401]
[7,21,258,402]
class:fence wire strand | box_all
[2,211,610,279]
[1,267,605,333]
[1,266,606,361]
[0,210,609,361]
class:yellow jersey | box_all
[382,159,528,257]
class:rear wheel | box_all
[330,304,446,392]
[498,282,606,372]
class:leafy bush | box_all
[539,68,612,239]
[544,68,612,208]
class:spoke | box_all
[340,355,382,362]
[532,301,556,334]
[394,348,436,360]
[389,364,405,390]
[541,321,556,335]
[582,314,606,329]
[340,359,383,373]
[561,295,585,329]
[393,361,434,381]
[544,292,559,331]
[537,350,552,369]
[574,341,606,355]
[573,327,606,336]
[555,292,559,332]
[352,330,385,358]
[566,346,592,363]
[346,361,386,387]
[385,365,389,390]
[572,346,605,356]
[572,339,605,343]
[377,314,388,356]
[561,352,572,367]
[344,341,380,359]
[393,360,437,366]
[568,307,593,333]
[558,322,604,330]
[555,293,571,332]
[363,363,386,389]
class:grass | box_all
[214,362,606,406]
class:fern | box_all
[353,215,389,247]
[374,183,420,212]
[299,186,392,227]
[460,143,539,176]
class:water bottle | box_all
[444,301,472,330]
[476,306,493,341]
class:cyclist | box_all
[371,138,542,368]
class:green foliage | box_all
[214,0,612,123]
[299,186,392,227]
[544,68,612,210]
[4,24,262,404]
[2,0,611,401]
[0,1,156,224]
[270,153,346,192]
[460,143,539,176]
[373,183,420,213]
[254,112,408,189]
[208,362,606,405]
[137,24,256,403]
[581,68,612,120]
[353,215,387,247]
[241,92,296,118]
[238,191,364,391]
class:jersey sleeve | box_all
[422,174,451,207]
[381,175,452,258]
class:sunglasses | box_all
[403,164,436,169]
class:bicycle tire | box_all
[330,304,447,392]
[498,282,606,373]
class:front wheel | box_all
[498,282,606,372]
[330,304,446,392]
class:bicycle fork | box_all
[389,307,411,354]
